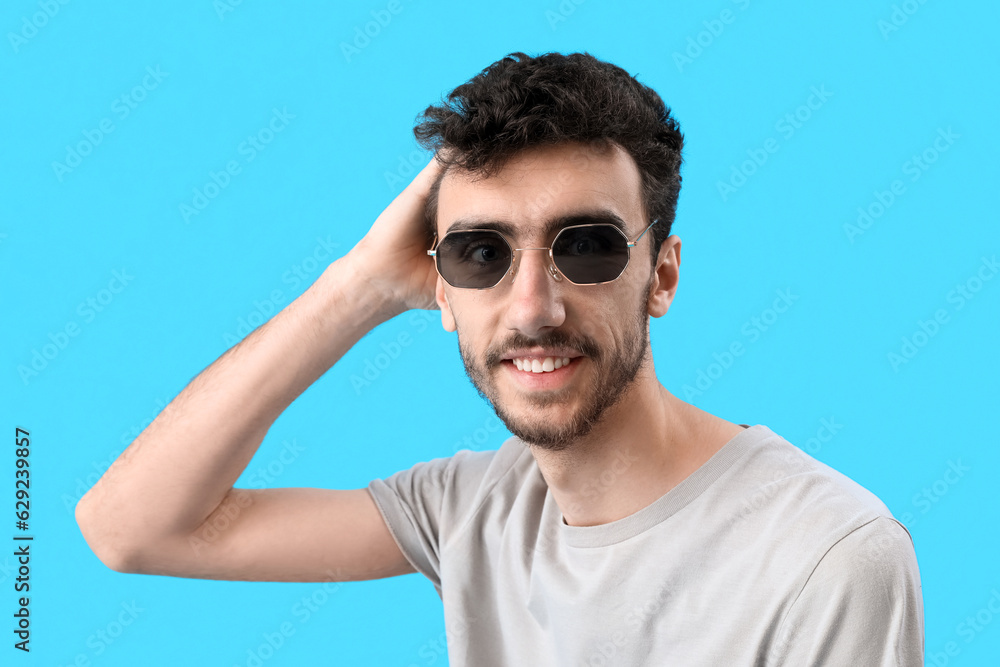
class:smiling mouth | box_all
[511,356,573,373]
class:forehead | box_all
[436,142,645,241]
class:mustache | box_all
[484,330,603,367]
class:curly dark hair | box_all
[413,51,685,265]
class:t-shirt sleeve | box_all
[769,516,924,666]
[366,448,498,593]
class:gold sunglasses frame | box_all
[426,219,658,289]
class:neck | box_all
[528,361,744,527]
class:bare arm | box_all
[75,156,445,582]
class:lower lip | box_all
[502,358,581,390]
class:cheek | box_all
[448,297,498,345]
[571,302,616,349]
[576,289,643,349]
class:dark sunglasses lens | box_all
[437,231,512,288]
[552,225,629,283]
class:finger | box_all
[375,155,445,227]
[408,152,447,196]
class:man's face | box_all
[434,141,660,451]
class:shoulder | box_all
[769,516,924,665]
[363,437,532,586]
[812,515,919,584]
[732,425,896,529]
[720,426,919,594]
[440,435,533,497]
[367,435,532,528]
[725,427,925,663]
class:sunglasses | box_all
[428,219,658,289]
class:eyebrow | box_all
[444,209,629,240]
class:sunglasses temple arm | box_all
[629,219,659,247]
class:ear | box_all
[435,275,457,332]
[647,235,681,318]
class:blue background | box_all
[2,0,998,665]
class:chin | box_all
[493,402,599,451]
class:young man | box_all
[77,52,923,664]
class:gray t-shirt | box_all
[367,424,923,665]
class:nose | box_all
[502,248,566,337]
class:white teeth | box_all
[512,356,574,373]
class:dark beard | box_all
[457,284,651,452]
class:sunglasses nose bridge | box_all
[509,247,562,284]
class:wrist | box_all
[318,251,406,325]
